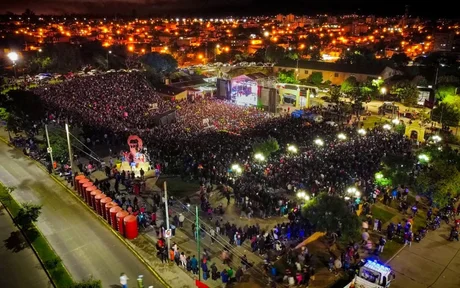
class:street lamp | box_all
[391,118,400,125]
[287,144,298,153]
[215,44,220,62]
[254,153,265,161]
[314,139,324,146]
[382,124,392,130]
[7,52,18,78]
[358,128,367,135]
[375,172,384,180]
[418,154,429,163]
[337,133,347,140]
[432,135,442,143]
[263,31,269,38]
[231,164,242,174]
[107,50,112,69]
[381,87,387,102]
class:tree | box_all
[431,102,460,128]
[140,52,178,76]
[390,53,411,67]
[391,80,419,107]
[438,75,460,85]
[252,137,279,157]
[264,45,286,63]
[412,75,428,87]
[436,85,457,101]
[328,86,341,103]
[302,193,360,241]
[72,277,102,288]
[416,159,460,207]
[341,76,358,95]
[41,132,69,162]
[0,90,45,133]
[307,72,323,86]
[278,70,298,84]
[15,203,42,229]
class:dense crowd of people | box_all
[16,71,432,287]
[32,72,413,217]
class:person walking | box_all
[120,272,129,288]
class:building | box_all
[274,60,401,85]
[152,85,187,101]
[433,32,455,52]
[286,14,295,23]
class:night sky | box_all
[0,0,455,17]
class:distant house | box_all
[152,85,187,101]
[274,59,402,85]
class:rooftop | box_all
[276,59,388,75]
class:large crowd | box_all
[32,72,412,217]
[23,72,422,286]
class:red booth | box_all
[110,206,122,230]
[105,202,118,224]
[85,185,97,205]
[124,215,138,239]
[90,189,101,209]
[100,197,112,220]
[77,178,90,197]
[94,193,106,215]
[74,175,86,191]
[116,210,129,236]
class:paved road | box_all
[0,142,164,288]
[0,204,52,288]
[389,224,460,288]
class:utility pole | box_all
[164,181,171,251]
[196,205,201,281]
[65,121,73,171]
[44,124,54,169]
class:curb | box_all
[0,198,58,288]
[0,136,171,288]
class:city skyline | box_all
[0,0,456,18]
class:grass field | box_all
[371,205,396,224]
[0,184,74,288]
[155,176,201,198]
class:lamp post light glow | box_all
[263,31,270,37]
[418,154,429,162]
[314,139,324,146]
[358,128,366,135]
[231,164,242,174]
[337,133,347,140]
[287,144,298,153]
[391,118,400,125]
[375,172,384,180]
[432,135,442,143]
[380,87,387,95]
[355,191,361,197]
[297,191,306,199]
[347,187,357,194]
[7,52,18,78]
[254,153,265,161]
[383,124,392,130]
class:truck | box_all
[344,260,395,288]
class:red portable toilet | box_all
[85,185,97,205]
[124,215,138,239]
[82,182,93,201]
[110,206,122,230]
[133,183,140,195]
[94,193,106,215]
[116,210,129,236]
[100,197,112,220]
[90,189,101,209]
[78,178,90,197]
[105,202,118,225]
[74,175,86,191]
